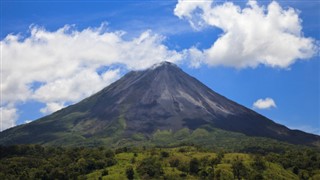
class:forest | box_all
[0,144,319,179]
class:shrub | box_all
[169,158,180,167]
[161,151,169,158]
[101,169,108,176]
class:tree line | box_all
[0,144,319,179]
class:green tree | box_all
[208,167,215,179]
[215,169,234,180]
[131,157,136,164]
[177,161,189,173]
[298,170,309,180]
[199,169,209,179]
[216,151,224,164]
[252,155,266,172]
[101,169,109,176]
[137,157,163,178]
[200,156,210,167]
[169,158,180,167]
[252,173,264,180]
[209,157,217,168]
[126,166,134,180]
[232,157,247,180]
[189,158,200,174]
[161,151,170,158]
[105,149,115,158]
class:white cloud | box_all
[0,107,18,131]
[33,69,120,107]
[24,120,32,124]
[35,69,120,114]
[1,23,184,130]
[253,97,277,109]
[175,0,318,68]
[40,102,65,114]
[174,0,211,30]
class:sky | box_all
[1,0,319,135]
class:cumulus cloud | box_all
[1,23,184,130]
[0,107,18,131]
[253,97,277,109]
[33,69,120,106]
[175,0,318,68]
[40,102,65,114]
[174,0,211,30]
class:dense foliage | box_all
[0,144,319,179]
[0,145,117,179]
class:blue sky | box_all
[1,0,319,134]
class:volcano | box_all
[0,62,319,147]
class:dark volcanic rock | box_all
[0,61,319,146]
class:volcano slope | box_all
[0,62,319,148]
